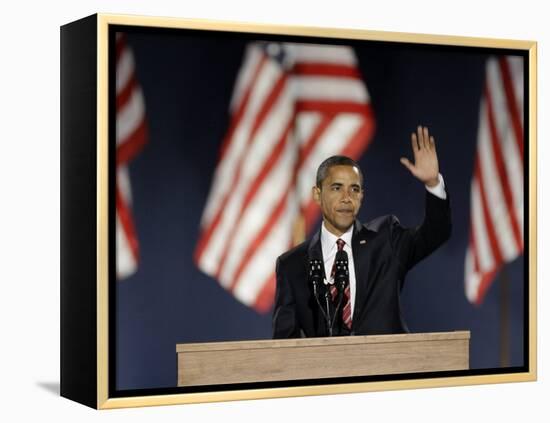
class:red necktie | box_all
[330,239,352,330]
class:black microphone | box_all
[308,255,333,336]
[334,249,349,293]
[308,257,324,297]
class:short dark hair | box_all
[315,155,364,189]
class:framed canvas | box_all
[60,13,537,409]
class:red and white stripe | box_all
[115,33,147,280]
[465,56,524,304]
[194,42,375,312]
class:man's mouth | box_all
[336,209,353,214]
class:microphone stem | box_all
[324,291,332,337]
[331,291,344,333]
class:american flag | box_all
[115,33,148,279]
[194,42,375,312]
[464,56,524,304]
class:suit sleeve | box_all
[272,256,300,339]
[390,190,452,273]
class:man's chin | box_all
[335,219,354,233]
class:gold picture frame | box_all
[60,13,536,409]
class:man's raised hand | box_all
[400,125,440,187]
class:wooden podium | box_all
[176,331,470,387]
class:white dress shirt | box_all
[320,173,446,316]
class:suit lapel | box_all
[351,220,374,326]
[307,228,324,264]
[306,228,326,335]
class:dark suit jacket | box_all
[272,191,451,338]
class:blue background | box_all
[115,30,525,390]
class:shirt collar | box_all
[320,222,354,255]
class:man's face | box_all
[313,165,364,236]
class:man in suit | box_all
[272,126,451,338]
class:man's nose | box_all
[341,190,352,202]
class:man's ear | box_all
[312,186,321,205]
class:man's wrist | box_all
[425,176,440,188]
[425,173,446,200]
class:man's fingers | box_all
[414,126,435,150]
[417,126,424,149]
[411,133,420,152]
[423,126,430,150]
[400,157,415,173]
